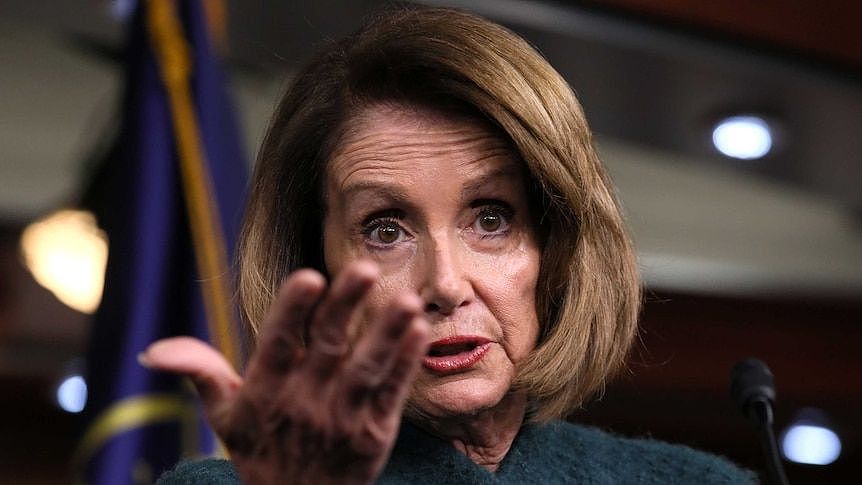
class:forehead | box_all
[326,104,523,196]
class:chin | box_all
[407,370,514,419]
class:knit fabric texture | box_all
[157,421,756,484]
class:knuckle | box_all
[351,358,385,386]
[351,421,389,458]
[342,360,385,406]
[262,405,295,438]
[310,336,350,358]
[315,294,352,321]
[373,382,401,413]
[261,334,301,373]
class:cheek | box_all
[322,213,363,276]
[480,246,541,360]
[363,261,418,316]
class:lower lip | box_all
[423,342,491,374]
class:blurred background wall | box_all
[0,0,860,483]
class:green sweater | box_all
[158,421,756,484]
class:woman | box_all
[146,6,753,484]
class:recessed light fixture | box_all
[780,408,842,466]
[712,115,773,160]
[57,374,88,413]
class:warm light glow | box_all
[20,209,108,314]
[781,424,842,465]
[712,116,773,160]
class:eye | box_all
[478,211,502,232]
[472,204,512,235]
[363,216,409,247]
[372,221,402,244]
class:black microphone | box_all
[730,358,789,485]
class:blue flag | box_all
[77,1,247,482]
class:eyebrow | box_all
[340,180,413,205]
[460,164,523,198]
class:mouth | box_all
[423,335,492,374]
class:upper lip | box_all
[427,335,491,356]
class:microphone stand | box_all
[731,359,789,485]
[749,397,789,485]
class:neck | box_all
[408,392,528,472]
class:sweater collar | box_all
[378,420,553,483]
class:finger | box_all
[371,316,429,417]
[139,337,242,411]
[341,293,424,409]
[249,269,326,380]
[304,261,379,376]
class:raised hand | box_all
[140,261,429,484]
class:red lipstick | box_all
[423,335,491,374]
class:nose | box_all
[419,233,473,316]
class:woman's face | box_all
[323,104,541,419]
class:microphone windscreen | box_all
[730,358,776,412]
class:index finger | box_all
[246,269,327,383]
[303,261,379,377]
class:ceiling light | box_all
[781,423,841,465]
[57,374,88,413]
[712,115,773,160]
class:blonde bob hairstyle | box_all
[238,6,641,422]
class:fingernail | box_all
[137,352,153,369]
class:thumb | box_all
[140,336,243,413]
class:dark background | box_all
[1,1,860,483]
